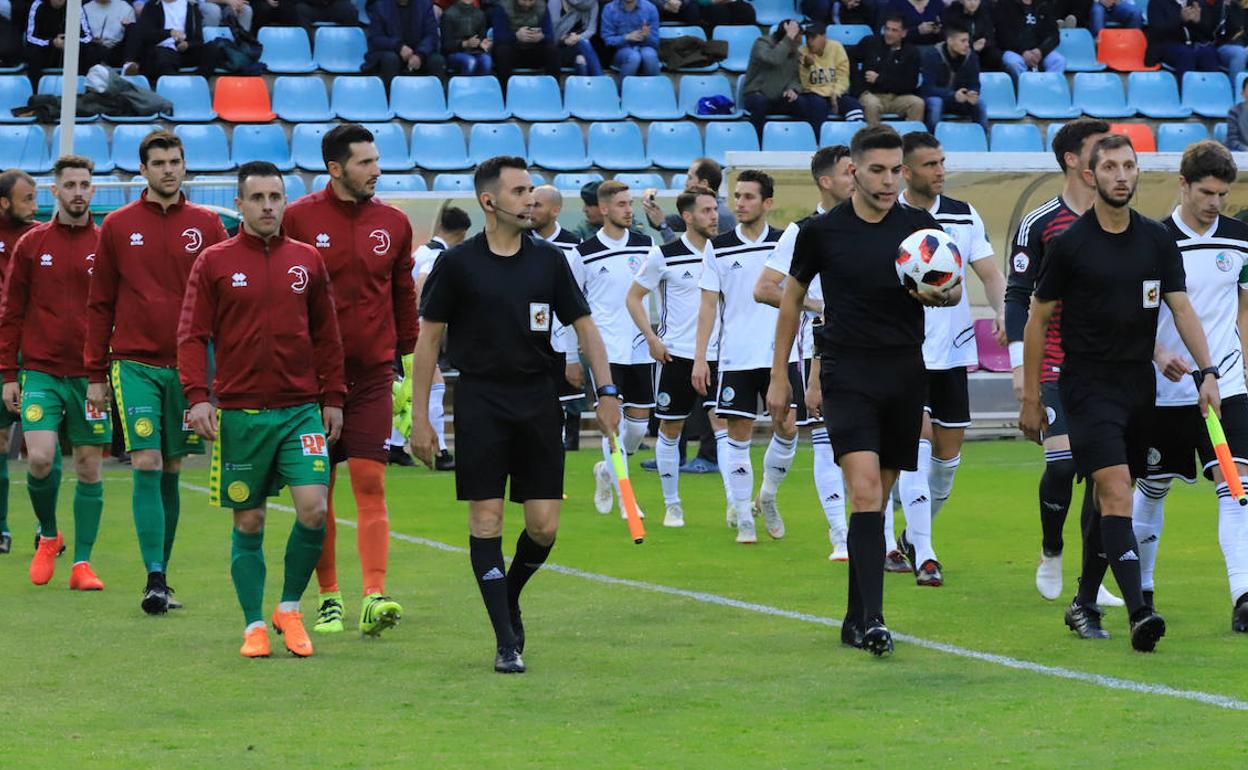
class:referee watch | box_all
[596,384,621,400]
[1193,367,1220,389]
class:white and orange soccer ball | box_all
[896,228,963,294]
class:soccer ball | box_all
[896,228,963,294]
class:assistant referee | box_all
[410,155,620,674]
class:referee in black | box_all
[1020,134,1220,652]
[768,126,959,656]
[410,155,621,674]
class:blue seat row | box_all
[988,69,1236,121]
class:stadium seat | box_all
[589,122,649,170]
[883,120,926,135]
[469,123,527,165]
[212,76,275,122]
[375,174,429,193]
[1071,72,1134,118]
[821,120,866,146]
[157,76,217,121]
[432,174,475,192]
[1182,71,1233,118]
[258,27,316,73]
[1097,28,1158,72]
[980,72,1025,120]
[363,122,414,171]
[1046,122,1066,150]
[1127,72,1191,118]
[1017,72,1079,119]
[669,174,687,189]
[762,122,816,152]
[679,74,742,119]
[506,75,569,121]
[391,77,451,121]
[528,122,590,170]
[448,76,510,121]
[974,319,1011,372]
[175,124,235,171]
[827,24,872,48]
[752,0,795,25]
[659,27,715,72]
[230,124,293,171]
[1238,72,1248,102]
[110,124,160,173]
[1156,122,1208,152]
[0,76,34,123]
[647,121,702,170]
[51,125,112,172]
[202,26,233,45]
[89,177,127,209]
[615,173,666,190]
[704,121,759,165]
[990,123,1043,152]
[409,123,471,170]
[565,76,624,121]
[0,125,50,173]
[314,26,367,73]
[552,173,603,190]
[271,76,333,122]
[187,175,234,207]
[1109,122,1157,152]
[935,122,987,152]
[37,74,85,96]
[291,123,337,170]
[312,174,330,190]
[1057,28,1105,72]
[622,77,681,120]
[713,26,759,73]
[285,174,307,200]
[1216,122,1229,145]
[332,76,394,121]
[102,76,162,123]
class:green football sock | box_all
[72,481,104,563]
[161,471,181,566]
[231,528,266,626]
[27,470,59,540]
[281,520,326,603]
[132,469,165,573]
[0,457,9,534]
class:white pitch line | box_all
[177,482,1248,712]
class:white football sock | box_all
[884,484,899,553]
[656,432,681,505]
[429,382,447,451]
[277,600,300,613]
[900,439,935,566]
[929,452,961,518]
[812,428,846,539]
[759,433,797,500]
[1132,478,1169,592]
[725,438,754,523]
[1218,480,1248,604]
[622,415,649,455]
[715,429,732,504]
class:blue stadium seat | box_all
[1017,72,1079,119]
[1057,28,1105,72]
[712,26,759,73]
[448,76,510,121]
[111,124,161,173]
[271,76,333,122]
[391,77,451,121]
[1046,122,1065,151]
[38,74,85,96]
[820,120,866,146]
[0,76,34,123]
[1127,71,1191,118]
[762,122,816,152]
[291,123,337,171]
[589,122,649,170]
[1238,72,1248,102]
[615,173,666,190]
[980,72,1025,119]
[552,173,603,190]
[312,174,330,190]
[752,0,796,25]
[89,178,127,209]
[827,24,872,48]
[935,122,988,152]
[51,125,112,171]
[285,174,308,200]
[506,75,569,121]
[157,76,217,122]
[659,27,715,72]
[0,125,49,173]
[410,123,471,170]
[529,122,590,170]
[202,26,233,45]
[1215,122,1229,145]
[332,76,394,121]
[622,76,681,120]
[469,123,527,165]
[432,174,475,192]
[990,123,1043,152]
[1182,71,1233,118]
[1156,122,1210,152]
[187,175,235,207]
[679,74,742,119]
[647,121,702,170]
[669,174,687,189]
[258,27,316,74]
[363,122,414,171]
[230,124,293,171]
[314,27,367,73]
[704,121,759,165]
[174,124,234,172]
[103,76,162,122]
[565,76,623,121]
[883,120,926,136]
[1072,72,1134,118]
[529,171,547,186]
[375,174,429,193]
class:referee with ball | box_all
[768,126,960,656]
[410,156,620,674]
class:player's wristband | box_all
[1192,367,1220,389]
[1008,341,1024,370]
[596,384,621,400]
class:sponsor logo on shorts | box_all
[84,400,107,421]
[134,417,154,438]
[128,405,154,415]
[24,404,43,422]
[1142,280,1160,309]
[1217,252,1235,273]
[529,302,551,332]
[1147,447,1162,467]
[224,462,254,471]
[1012,252,1029,274]
[288,265,309,294]
[300,433,328,456]
[227,480,250,502]
[93,423,105,434]
[721,386,735,403]
[1045,406,1056,426]
[657,392,671,407]
[312,458,326,473]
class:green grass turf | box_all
[3,440,1248,768]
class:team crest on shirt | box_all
[1217,252,1235,273]
[530,302,551,332]
[627,253,642,274]
[85,253,95,276]
[227,481,250,502]
[1142,280,1160,308]
[1012,252,1029,274]
[182,228,203,253]
[288,265,309,294]
[370,229,391,255]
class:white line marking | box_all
[177,482,1248,711]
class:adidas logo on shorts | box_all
[1119,550,1140,562]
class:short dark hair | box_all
[595,180,629,205]
[944,21,968,38]
[1051,118,1111,173]
[53,154,93,178]
[805,22,827,38]
[811,145,850,182]
[736,169,774,200]
[473,155,529,197]
[1088,133,1134,172]
[0,169,35,201]
[882,12,906,27]
[676,186,717,215]
[689,157,724,192]
[138,129,184,166]
[322,123,375,169]
[850,125,903,159]
[439,205,472,233]
[1180,140,1238,185]
[902,131,941,157]
[237,160,284,195]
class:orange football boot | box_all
[29,535,60,585]
[68,562,104,590]
[272,608,314,657]
[240,625,271,658]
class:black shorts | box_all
[791,359,815,427]
[1060,360,1155,480]
[1144,394,1248,482]
[715,363,801,420]
[924,367,970,428]
[820,349,926,471]
[655,357,718,420]
[1040,380,1068,440]
[590,363,655,409]
[452,376,565,503]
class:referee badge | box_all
[529,302,551,332]
[1142,280,1160,309]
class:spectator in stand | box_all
[1226,75,1248,150]
[1146,0,1246,80]
[200,0,254,33]
[741,20,828,140]
[697,0,756,28]
[366,0,446,83]
[83,0,139,69]
[601,0,660,76]
[293,0,358,34]
[887,0,944,46]
[550,0,603,75]
[252,0,294,28]
[942,0,1000,71]
[0,0,21,67]
[920,22,987,130]
[441,0,493,74]
[1089,0,1142,35]
[805,0,878,26]
[134,0,222,79]
[799,23,864,122]
[24,0,105,83]
[854,13,925,126]
[645,0,700,26]
[492,0,561,84]
[995,0,1064,79]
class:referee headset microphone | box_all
[485,197,531,224]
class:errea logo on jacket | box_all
[129,232,144,246]
[39,253,51,267]
[231,272,247,287]
[315,233,331,248]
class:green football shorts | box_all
[209,403,331,509]
[20,369,111,445]
[111,360,204,458]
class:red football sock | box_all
[315,466,339,594]
[349,458,389,596]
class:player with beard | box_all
[0,169,37,555]
[531,185,590,428]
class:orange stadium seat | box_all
[212,76,276,123]
[1109,122,1157,152]
[1096,29,1159,72]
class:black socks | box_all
[469,536,517,649]
[1076,480,1108,608]
[1101,515,1147,617]
[1039,458,1076,556]
[506,530,553,611]
[847,512,886,623]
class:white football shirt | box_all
[633,234,718,361]
[700,223,795,371]
[573,228,655,365]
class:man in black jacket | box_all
[920,24,987,130]
[24,0,104,84]
[996,0,1065,79]
[942,0,1000,71]
[134,0,223,80]
[854,13,924,127]
[1144,0,1244,79]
